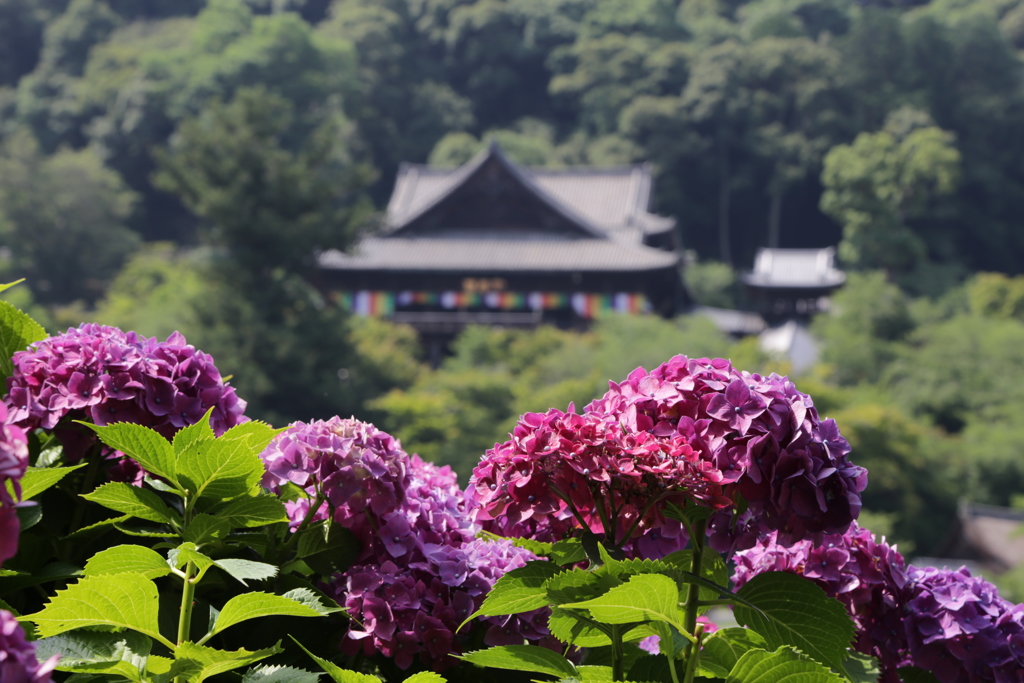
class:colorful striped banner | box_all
[339,291,648,317]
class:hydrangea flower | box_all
[1,610,57,683]
[0,401,29,567]
[902,566,1024,683]
[472,356,867,555]
[4,324,246,466]
[734,523,909,675]
[734,525,1024,683]
[261,420,553,670]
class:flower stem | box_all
[611,624,625,682]
[177,561,197,647]
[682,623,706,683]
[682,519,707,647]
[280,493,324,557]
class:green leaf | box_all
[734,573,856,673]
[561,574,686,632]
[545,567,620,604]
[81,482,178,525]
[172,409,216,455]
[699,628,768,679]
[9,464,86,501]
[0,298,47,381]
[23,573,172,648]
[35,629,151,680]
[574,666,615,682]
[220,421,287,452]
[725,646,843,683]
[547,606,612,648]
[0,562,82,593]
[175,434,266,503]
[167,641,283,683]
[213,559,278,586]
[213,496,289,528]
[549,538,588,566]
[0,279,25,294]
[280,588,345,615]
[842,652,881,683]
[84,545,171,580]
[292,637,381,683]
[168,543,214,572]
[403,673,446,683]
[80,423,176,483]
[16,502,42,530]
[475,561,561,618]
[210,592,325,637]
[459,645,578,678]
[184,515,231,545]
[243,664,322,683]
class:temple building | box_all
[317,142,687,349]
[741,247,846,324]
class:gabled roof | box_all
[742,247,846,290]
[384,141,674,244]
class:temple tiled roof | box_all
[742,247,846,289]
[319,142,681,276]
[384,141,674,243]
[319,236,679,273]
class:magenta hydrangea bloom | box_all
[261,420,553,670]
[587,357,868,550]
[0,401,29,567]
[4,324,246,465]
[471,405,730,555]
[1,610,57,683]
[471,356,866,555]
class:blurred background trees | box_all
[4,0,1024,570]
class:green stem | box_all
[611,624,625,682]
[682,519,707,647]
[177,562,197,646]
[682,624,706,683]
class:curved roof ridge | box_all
[388,141,608,239]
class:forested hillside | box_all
[4,0,1024,576]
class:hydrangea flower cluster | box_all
[734,525,1024,683]
[471,406,729,554]
[472,357,867,554]
[733,524,909,674]
[0,401,29,567]
[260,419,552,670]
[5,325,246,467]
[1,609,56,683]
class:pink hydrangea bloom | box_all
[4,324,246,468]
[1,610,57,683]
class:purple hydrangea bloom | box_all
[0,401,29,567]
[902,566,1024,683]
[4,325,246,468]
[734,524,1024,683]
[261,420,555,670]
[1,610,57,683]
[734,524,909,677]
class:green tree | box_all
[153,86,375,424]
[0,131,139,304]
[812,271,914,386]
[820,109,960,275]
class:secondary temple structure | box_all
[316,142,687,346]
